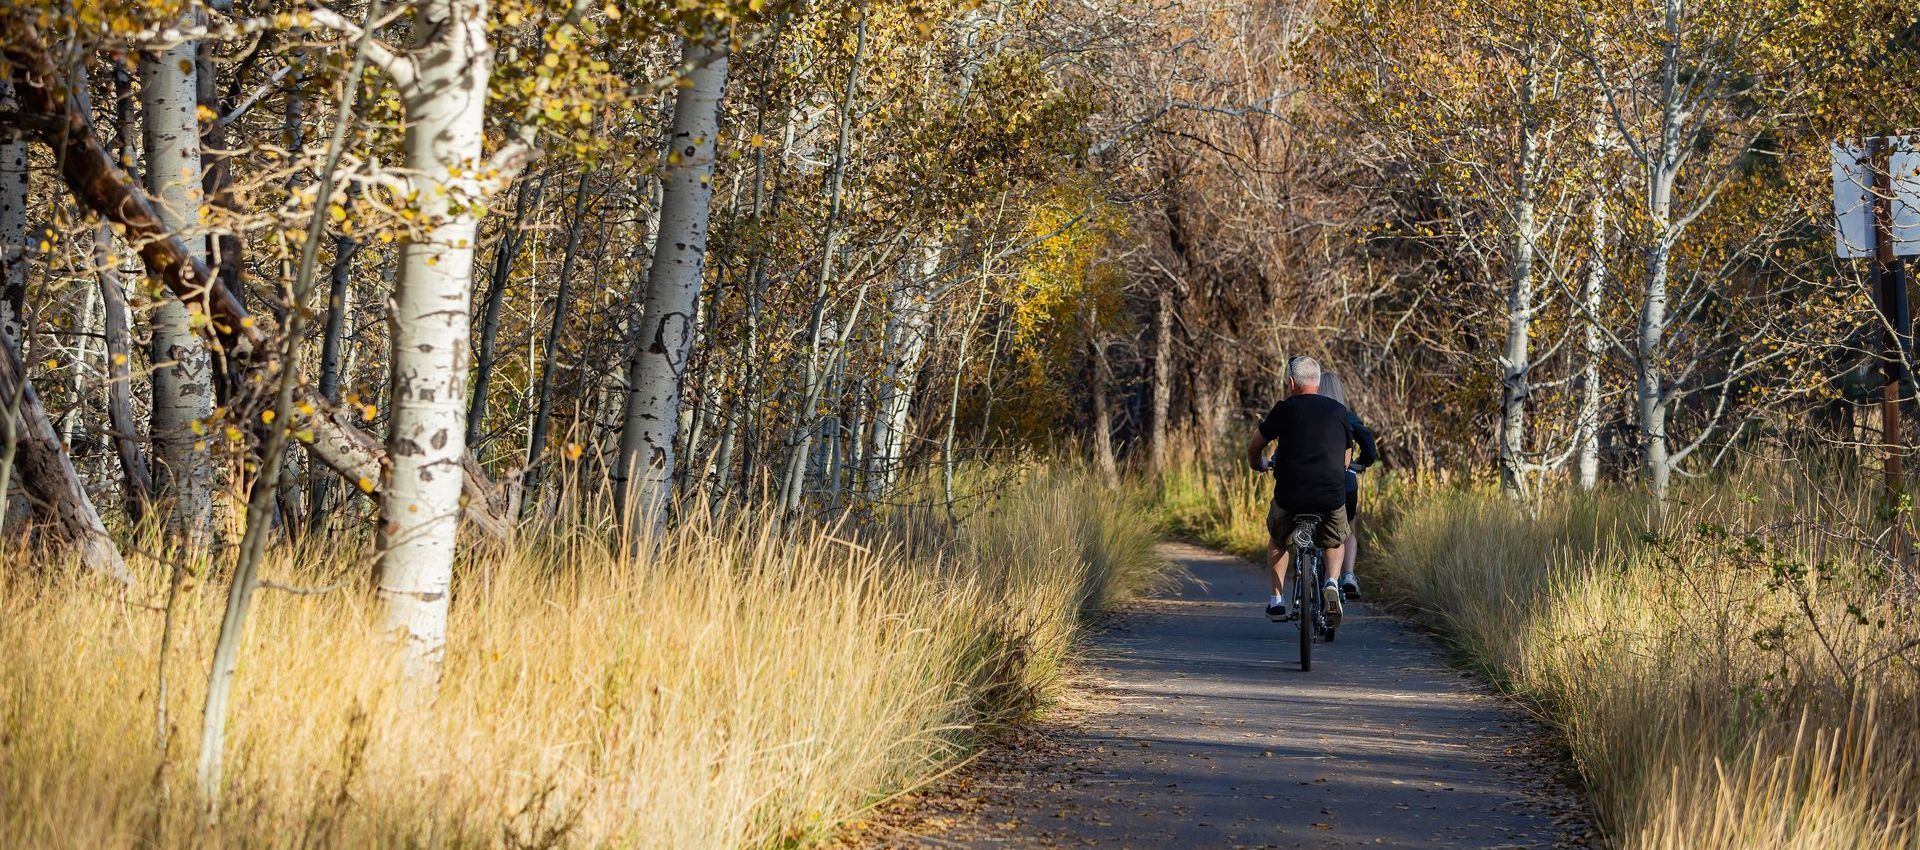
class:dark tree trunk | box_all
[0,340,129,581]
[468,173,543,453]
[525,168,593,501]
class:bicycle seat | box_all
[1289,514,1323,548]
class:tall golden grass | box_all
[1376,471,1919,848]
[0,469,1165,848]
[1150,450,1919,848]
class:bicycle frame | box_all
[1289,517,1327,671]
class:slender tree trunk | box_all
[733,25,792,496]
[780,16,864,517]
[1088,326,1118,487]
[96,225,152,521]
[1497,55,1538,501]
[867,243,938,497]
[525,168,592,499]
[0,79,26,350]
[943,280,992,513]
[215,46,300,530]
[1147,286,1173,473]
[468,173,542,453]
[307,183,361,530]
[142,26,217,546]
[613,34,730,538]
[97,69,151,523]
[1578,111,1608,492]
[1639,230,1673,507]
[376,0,503,685]
[62,285,99,450]
[1637,0,1682,519]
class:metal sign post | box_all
[1869,138,1911,564]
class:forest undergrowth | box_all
[0,467,1166,849]
[1152,448,1920,849]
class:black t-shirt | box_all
[1258,393,1354,512]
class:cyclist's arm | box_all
[1246,432,1273,472]
[1347,412,1379,472]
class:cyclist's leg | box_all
[1317,508,1351,624]
[1341,487,1360,581]
[1318,506,1351,580]
[1268,541,1290,597]
[1265,502,1294,609]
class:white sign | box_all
[1831,138,1920,258]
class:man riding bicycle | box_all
[1246,356,1354,625]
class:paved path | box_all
[877,543,1595,849]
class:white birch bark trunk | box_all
[614,36,729,539]
[63,284,99,450]
[141,32,216,547]
[1637,0,1682,516]
[1577,111,1608,492]
[866,241,938,497]
[376,0,498,684]
[1497,59,1537,501]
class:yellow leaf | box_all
[357,476,376,493]
[260,410,275,424]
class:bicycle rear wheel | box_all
[1295,546,1313,671]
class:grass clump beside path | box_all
[1374,474,1919,849]
[0,469,1167,849]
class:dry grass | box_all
[1149,450,1920,848]
[1150,443,1272,561]
[1372,472,1920,849]
[0,469,1166,849]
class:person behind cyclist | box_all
[1318,370,1378,600]
[1246,356,1353,625]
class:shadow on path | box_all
[861,543,1597,849]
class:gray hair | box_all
[1287,355,1322,387]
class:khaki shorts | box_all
[1267,502,1350,551]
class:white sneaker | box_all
[1323,582,1344,627]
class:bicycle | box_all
[1287,513,1337,671]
